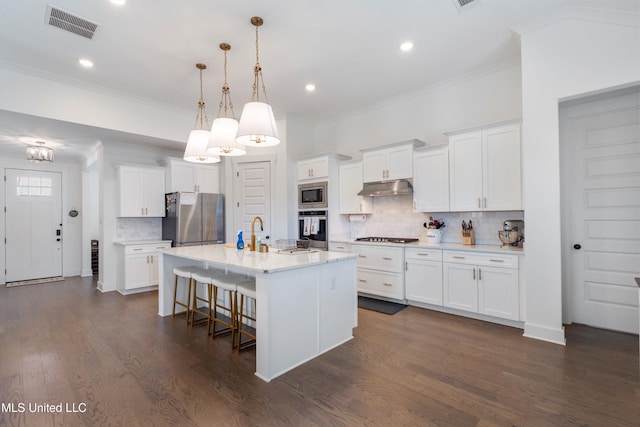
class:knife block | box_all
[461,229,475,245]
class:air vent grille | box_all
[46,5,98,39]
[451,0,481,13]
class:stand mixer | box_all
[498,220,524,248]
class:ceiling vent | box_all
[451,0,481,14]
[45,4,98,40]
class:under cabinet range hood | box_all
[357,179,413,197]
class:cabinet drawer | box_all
[405,247,443,261]
[444,251,518,269]
[357,269,404,300]
[125,243,170,255]
[330,242,352,253]
[352,245,404,273]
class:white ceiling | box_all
[0,0,637,161]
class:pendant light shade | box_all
[236,16,280,147]
[184,63,220,163]
[236,102,280,146]
[206,43,246,156]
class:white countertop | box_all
[161,245,358,274]
[114,240,172,246]
[330,238,524,255]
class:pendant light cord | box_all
[194,65,210,130]
[217,47,236,119]
[252,23,269,104]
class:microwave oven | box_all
[298,181,328,209]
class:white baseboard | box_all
[523,322,566,345]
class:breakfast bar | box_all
[158,245,358,382]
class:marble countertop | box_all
[114,240,172,246]
[329,238,524,255]
[161,244,358,274]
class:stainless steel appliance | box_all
[298,181,328,210]
[162,192,225,246]
[498,220,524,247]
[355,237,419,243]
[298,210,328,250]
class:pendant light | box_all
[236,16,280,147]
[184,63,220,163]
[26,141,54,162]
[207,43,246,156]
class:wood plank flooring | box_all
[0,276,638,426]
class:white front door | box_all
[233,161,272,246]
[5,169,63,282]
[561,88,640,334]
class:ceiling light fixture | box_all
[26,141,54,162]
[207,43,245,157]
[305,84,316,92]
[236,16,280,147]
[400,41,413,52]
[78,58,94,68]
[184,63,220,164]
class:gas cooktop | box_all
[355,237,419,244]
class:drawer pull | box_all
[359,255,367,258]
[489,259,505,263]
[417,253,429,256]
[336,246,345,249]
[358,279,367,283]
[382,257,392,260]
[383,282,393,287]
[453,256,465,259]
[133,248,143,251]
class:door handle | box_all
[573,244,582,250]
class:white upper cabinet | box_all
[339,161,372,214]
[413,145,450,212]
[117,166,165,217]
[361,140,424,183]
[297,157,329,181]
[163,158,220,193]
[448,122,521,211]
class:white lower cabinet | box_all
[405,248,443,305]
[116,242,171,294]
[352,244,404,300]
[443,251,519,321]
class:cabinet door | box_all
[357,269,404,299]
[483,124,522,210]
[386,145,413,180]
[478,266,519,320]
[296,160,312,180]
[339,163,372,214]
[195,165,220,193]
[125,253,151,289]
[119,168,144,217]
[143,169,166,217]
[413,147,449,212]
[168,162,197,193]
[148,254,161,286]
[363,151,387,182]
[405,259,443,305]
[449,132,483,211]
[310,158,329,178]
[443,262,478,312]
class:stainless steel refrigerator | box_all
[162,192,225,246]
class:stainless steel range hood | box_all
[357,179,413,197]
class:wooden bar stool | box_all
[190,269,226,331]
[172,266,206,324]
[236,280,257,351]
[209,273,250,346]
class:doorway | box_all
[232,161,272,247]
[560,86,640,334]
[4,168,63,282]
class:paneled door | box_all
[5,169,63,282]
[233,161,272,246]
[562,88,640,334]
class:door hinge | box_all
[236,171,240,177]
[237,202,240,207]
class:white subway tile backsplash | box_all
[116,218,162,241]
[351,194,523,246]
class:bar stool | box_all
[209,273,250,346]
[190,269,226,330]
[172,266,206,324]
[236,279,257,351]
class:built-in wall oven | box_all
[298,181,328,210]
[298,210,328,250]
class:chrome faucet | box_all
[250,216,264,251]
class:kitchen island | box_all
[158,245,358,382]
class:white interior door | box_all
[5,169,63,282]
[562,88,640,334]
[233,161,271,246]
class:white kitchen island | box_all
[158,245,358,382]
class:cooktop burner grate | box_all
[355,237,419,243]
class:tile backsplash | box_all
[349,194,523,246]
[116,218,162,241]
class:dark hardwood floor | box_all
[0,276,638,426]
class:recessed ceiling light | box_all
[111,0,126,5]
[78,58,94,68]
[305,84,316,92]
[400,41,414,52]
